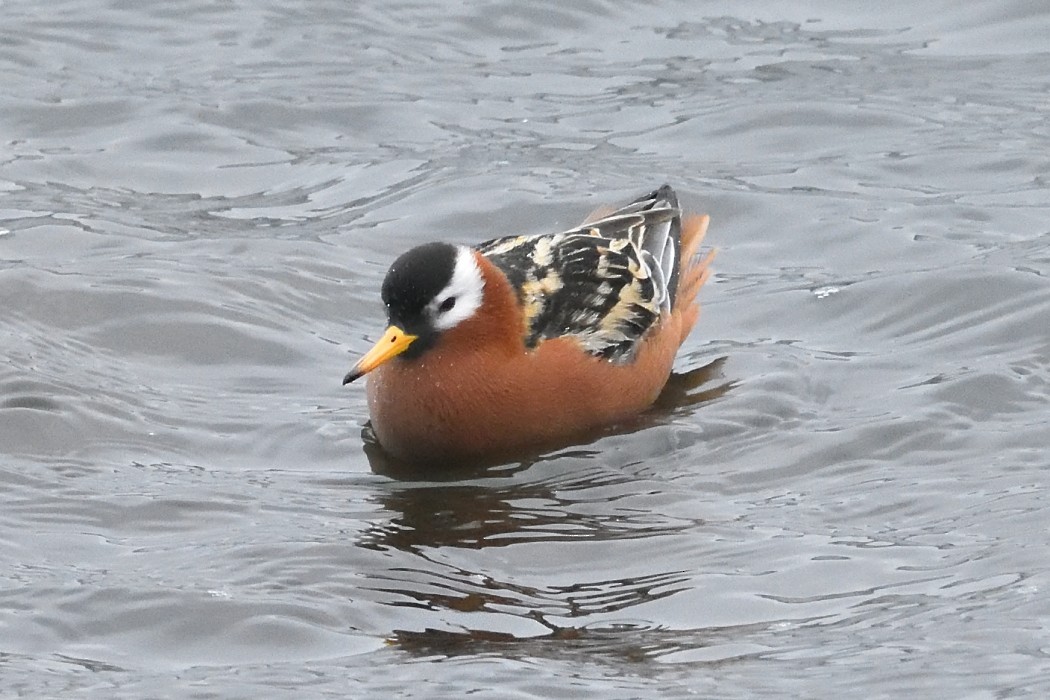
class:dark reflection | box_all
[653,355,732,413]
[52,654,128,673]
[388,618,780,663]
[386,617,789,667]
[353,357,731,657]
[389,624,673,661]
[371,568,694,657]
[368,566,690,616]
[356,462,685,552]
[356,356,731,552]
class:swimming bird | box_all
[343,185,714,466]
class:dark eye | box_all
[438,297,457,313]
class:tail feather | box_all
[673,214,714,343]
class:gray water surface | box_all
[2,1,1049,697]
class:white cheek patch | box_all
[430,246,485,331]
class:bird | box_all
[343,185,715,467]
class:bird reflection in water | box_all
[354,357,731,656]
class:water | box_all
[2,1,1049,697]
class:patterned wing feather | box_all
[477,186,684,362]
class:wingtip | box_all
[639,184,679,210]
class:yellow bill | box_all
[343,325,418,384]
